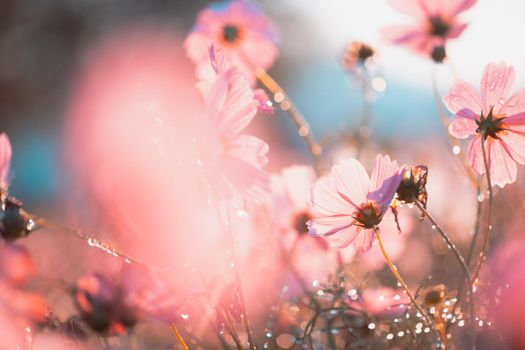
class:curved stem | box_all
[171,323,189,350]
[412,199,476,349]
[255,68,325,175]
[431,69,477,187]
[373,228,440,345]
[472,134,493,286]
[449,184,483,330]
[25,212,147,268]
[466,186,483,267]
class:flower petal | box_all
[443,81,482,115]
[481,62,515,115]
[309,171,357,217]
[500,128,525,165]
[227,135,268,168]
[488,139,518,187]
[312,222,361,249]
[308,215,353,238]
[468,137,517,188]
[281,165,316,211]
[439,0,477,16]
[381,25,436,56]
[368,154,405,209]
[500,89,525,117]
[216,69,257,138]
[221,151,270,202]
[353,228,375,252]
[387,0,427,19]
[448,110,478,139]
[331,159,369,209]
[447,22,468,39]
[467,136,484,175]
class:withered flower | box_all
[342,41,376,71]
[422,284,447,307]
[392,165,428,231]
[0,197,34,241]
[395,165,428,206]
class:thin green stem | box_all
[171,323,189,350]
[448,184,483,333]
[413,199,476,349]
[466,185,483,267]
[472,134,493,287]
[373,228,441,345]
[25,211,147,268]
[255,68,325,175]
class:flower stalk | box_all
[171,323,189,350]
[472,133,493,286]
[412,198,476,349]
[255,68,325,175]
[373,227,441,345]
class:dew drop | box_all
[274,92,285,103]
[237,210,249,219]
[298,126,309,137]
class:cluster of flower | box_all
[1,0,525,349]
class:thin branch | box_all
[412,199,476,349]
[25,211,147,268]
[255,68,325,175]
[471,134,493,288]
[372,227,441,345]
[171,323,189,350]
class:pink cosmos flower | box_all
[270,166,342,283]
[270,165,317,237]
[382,0,477,61]
[73,265,182,335]
[201,46,270,201]
[0,133,12,188]
[444,62,525,187]
[184,0,279,83]
[308,154,406,251]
